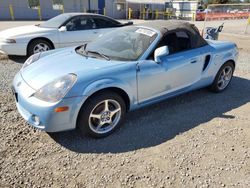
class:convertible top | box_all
[139,20,208,48]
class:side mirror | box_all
[154,46,169,63]
[59,26,67,32]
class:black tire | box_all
[27,39,53,56]
[209,61,235,93]
[77,91,126,138]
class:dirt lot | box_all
[0,20,250,188]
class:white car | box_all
[0,13,133,56]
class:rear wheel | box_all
[27,39,53,56]
[209,61,235,92]
[77,91,126,138]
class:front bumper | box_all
[12,72,87,132]
[0,42,27,56]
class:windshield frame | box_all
[136,26,161,61]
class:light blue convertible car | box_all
[12,20,238,137]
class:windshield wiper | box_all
[77,44,110,61]
[86,50,110,61]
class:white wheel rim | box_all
[217,65,233,90]
[33,43,50,54]
[88,99,121,134]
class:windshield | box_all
[84,27,158,61]
[39,14,71,28]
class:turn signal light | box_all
[54,106,69,112]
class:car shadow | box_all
[49,76,250,154]
[9,55,27,64]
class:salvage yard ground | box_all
[0,20,250,187]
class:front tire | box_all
[27,39,53,56]
[77,91,126,138]
[209,61,235,93]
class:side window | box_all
[93,17,118,28]
[158,30,192,54]
[65,17,96,31]
[147,30,192,60]
[175,31,191,51]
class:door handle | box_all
[190,60,197,64]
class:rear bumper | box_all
[0,42,27,56]
[12,72,87,132]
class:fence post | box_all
[37,6,42,20]
[9,4,15,20]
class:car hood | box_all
[0,25,55,39]
[21,47,126,90]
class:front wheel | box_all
[27,39,53,56]
[77,91,126,138]
[209,61,235,92]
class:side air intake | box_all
[203,55,211,71]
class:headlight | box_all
[33,74,77,103]
[2,38,16,43]
[22,53,41,69]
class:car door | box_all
[58,15,99,47]
[137,30,206,103]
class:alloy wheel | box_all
[88,99,121,134]
[33,43,50,54]
[217,65,233,90]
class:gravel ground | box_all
[0,21,250,187]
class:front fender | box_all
[82,78,136,107]
[19,32,59,45]
[222,47,239,65]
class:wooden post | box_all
[9,4,15,20]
